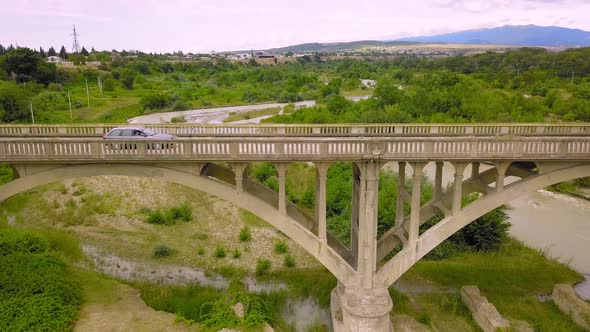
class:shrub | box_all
[214,246,226,259]
[146,210,167,225]
[140,93,170,110]
[153,244,173,258]
[166,203,192,222]
[255,258,271,276]
[170,116,186,123]
[284,254,296,268]
[0,228,81,331]
[274,240,288,254]
[239,226,251,242]
[232,249,241,259]
[197,247,205,256]
[101,77,118,91]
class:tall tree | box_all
[47,46,56,57]
[0,44,4,55]
[81,46,89,56]
[91,47,96,53]
[0,48,56,85]
[39,47,46,58]
[59,45,67,59]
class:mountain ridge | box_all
[393,25,590,46]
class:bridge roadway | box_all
[2,123,590,331]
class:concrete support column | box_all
[409,163,425,253]
[331,285,393,332]
[452,163,467,215]
[356,161,379,288]
[351,164,361,266]
[315,163,330,242]
[495,162,511,192]
[232,163,247,193]
[471,162,480,179]
[276,163,287,215]
[395,162,406,228]
[434,161,443,201]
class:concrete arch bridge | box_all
[1,123,590,331]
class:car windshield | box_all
[142,129,156,136]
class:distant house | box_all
[255,51,277,59]
[46,56,63,63]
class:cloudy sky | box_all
[1,0,589,53]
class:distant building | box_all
[46,56,63,63]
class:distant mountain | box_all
[394,25,590,47]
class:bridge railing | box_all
[1,123,590,137]
[2,137,590,162]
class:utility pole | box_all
[68,91,73,121]
[30,102,35,124]
[85,79,90,109]
[98,76,103,97]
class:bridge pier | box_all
[331,283,393,332]
[331,161,394,331]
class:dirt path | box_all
[73,270,199,332]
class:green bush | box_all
[214,246,226,259]
[140,93,170,110]
[0,228,81,331]
[146,210,167,225]
[284,254,296,268]
[146,203,192,225]
[255,258,271,276]
[232,249,241,259]
[153,244,173,258]
[274,240,288,254]
[166,203,192,222]
[197,247,205,256]
[239,226,251,242]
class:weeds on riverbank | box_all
[145,203,192,225]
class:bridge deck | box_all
[2,136,590,162]
[1,123,590,137]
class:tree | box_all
[119,68,136,89]
[0,44,4,55]
[47,46,56,57]
[81,47,89,56]
[0,48,56,85]
[59,46,67,59]
[39,47,46,58]
[91,47,96,53]
[0,82,32,122]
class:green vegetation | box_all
[274,240,289,254]
[283,254,296,268]
[256,258,272,276]
[153,244,173,258]
[214,246,227,259]
[146,203,192,225]
[239,225,252,242]
[0,227,81,331]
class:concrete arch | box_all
[0,163,358,286]
[374,162,590,287]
